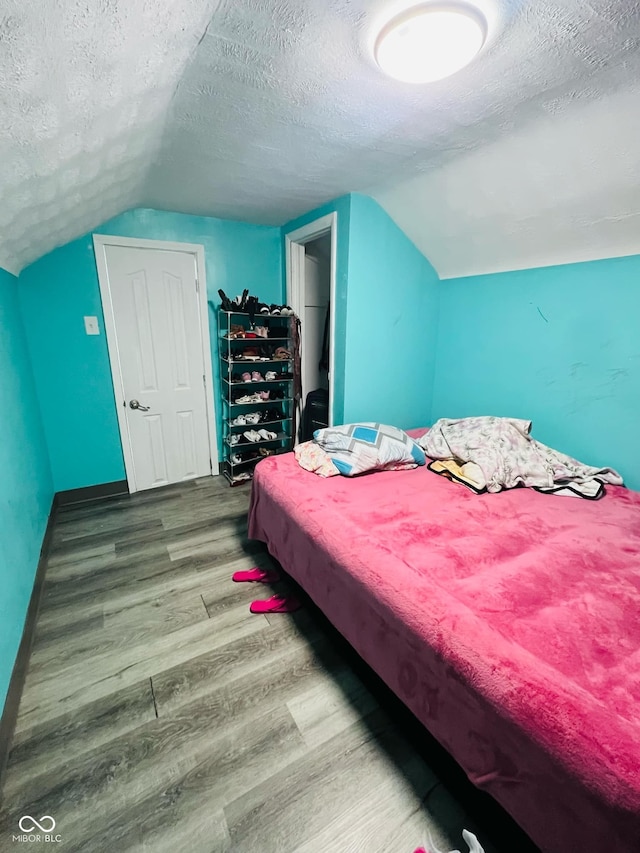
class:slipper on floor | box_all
[232,566,280,583]
[249,594,301,613]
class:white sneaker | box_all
[243,430,262,443]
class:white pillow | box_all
[313,422,426,476]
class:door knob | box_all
[129,399,150,411]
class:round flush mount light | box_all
[375,2,488,84]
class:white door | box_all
[100,244,213,491]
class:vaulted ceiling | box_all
[2,0,639,277]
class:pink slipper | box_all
[232,566,280,583]
[249,594,301,614]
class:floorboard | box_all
[0,474,538,852]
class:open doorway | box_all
[302,233,330,408]
[285,213,337,441]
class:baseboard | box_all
[0,498,57,796]
[55,479,129,506]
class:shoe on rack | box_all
[231,290,249,312]
[265,370,277,381]
[245,412,261,425]
[230,414,246,426]
[259,390,271,400]
[264,408,283,421]
[251,371,263,382]
[246,295,259,322]
[230,453,243,464]
[218,289,233,311]
[243,429,262,443]
[269,304,281,315]
[229,434,241,446]
[280,306,294,316]
[258,428,277,441]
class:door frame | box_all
[284,212,337,428]
[93,234,218,493]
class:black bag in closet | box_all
[301,388,329,442]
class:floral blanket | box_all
[418,416,623,498]
[294,440,340,477]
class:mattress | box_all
[248,441,640,853]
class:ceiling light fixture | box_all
[375,2,488,84]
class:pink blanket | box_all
[248,442,640,853]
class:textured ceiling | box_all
[0,0,220,274]
[2,0,640,276]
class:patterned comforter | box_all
[419,416,623,498]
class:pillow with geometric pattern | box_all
[313,422,426,476]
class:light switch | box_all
[84,316,100,335]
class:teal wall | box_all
[283,193,440,429]
[344,194,440,428]
[0,268,53,714]
[16,197,637,502]
[433,255,640,490]
[19,209,283,491]
[282,195,351,424]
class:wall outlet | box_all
[84,316,100,335]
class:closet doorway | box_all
[285,213,336,440]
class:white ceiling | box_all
[2,0,640,277]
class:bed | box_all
[248,431,640,853]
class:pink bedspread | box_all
[248,442,640,853]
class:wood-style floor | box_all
[0,476,537,852]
